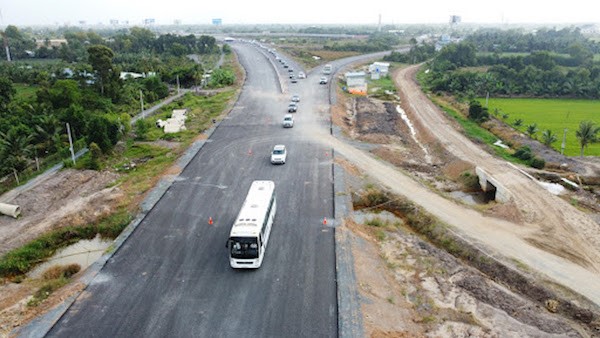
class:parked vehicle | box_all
[319,76,328,84]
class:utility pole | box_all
[140,90,145,118]
[2,34,10,62]
[561,128,568,155]
[176,75,180,95]
[66,123,76,165]
[0,10,11,62]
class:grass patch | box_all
[368,75,397,100]
[375,230,387,241]
[365,217,388,228]
[27,277,69,307]
[13,83,38,101]
[138,90,235,144]
[433,99,529,165]
[480,97,600,156]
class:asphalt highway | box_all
[47,42,337,337]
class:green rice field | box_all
[480,98,600,156]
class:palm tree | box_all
[514,119,523,128]
[526,123,539,138]
[34,114,64,154]
[0,128,35,173]
[576,120,600,157]
[541,129,558,147]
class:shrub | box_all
[366,217,386,227]
[514,146,532,160]
[87,142,101,170]
[530,157,546,169]
[134,118,151,141]
[459,171,481,191]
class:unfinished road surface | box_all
[47,43,337,337]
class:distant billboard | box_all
[212,18,222,25]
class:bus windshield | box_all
[229,237,259,259]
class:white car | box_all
[291,94,300,102]
[283,114,294,128]
[298,72,306,79]
[270,145,287,164]
[319,76,328,84]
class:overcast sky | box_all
[1,0,598,27]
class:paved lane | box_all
[47,43,337,337]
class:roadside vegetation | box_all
[0,88,236,280]
[0,25,230,194]
[418,27,600,160]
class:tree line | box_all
[0,26,228,181]
[419,27,600,157]
[424,35,600,99]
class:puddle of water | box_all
[538,181,566,195]
[353,210,403,225]
[28,234,112,279]
[449,191,493,205]
[396,105,432,164]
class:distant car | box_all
[288,102,298,112]
[298,72,306,79]
[291,95,300,102]
[270,145,287,164]
[290,76,298,83]
[282,114,294,128]
[283,64,289,68]
[288,68,294,73]
[289,73,294,79]
[319,76,328,84]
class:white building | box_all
[345,71,366,87]
[368,62,390,76]
[344,71,367,95]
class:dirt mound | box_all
[0,169,122,255]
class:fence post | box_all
[13,169,19,185]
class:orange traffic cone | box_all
[208,217,213,225]
[323,217,327,225]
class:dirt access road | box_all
[395,65,600,273]
[304,66,600,307]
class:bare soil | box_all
[328,64,600,336]
[0,169,122,256]
[346,214,591,337]
[0,169,122,336]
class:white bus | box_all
[226,180,276,268]
[323,64,332,75]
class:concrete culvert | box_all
[0,202,21,218]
